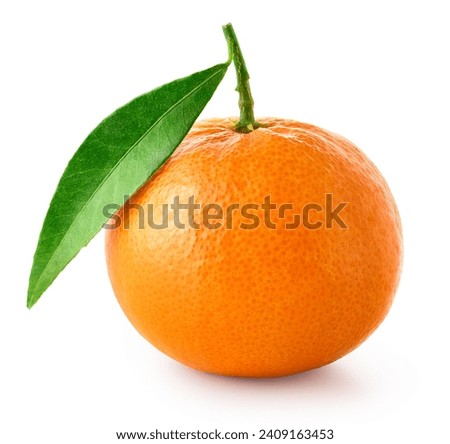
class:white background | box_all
[1,1,449,443]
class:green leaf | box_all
[27,62,229,308]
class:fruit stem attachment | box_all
[223,23,260,133]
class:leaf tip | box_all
[26,289,39,309]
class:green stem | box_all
[223,23,260,133]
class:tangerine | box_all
[105,117,402,377]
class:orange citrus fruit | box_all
[105,117,402,377]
